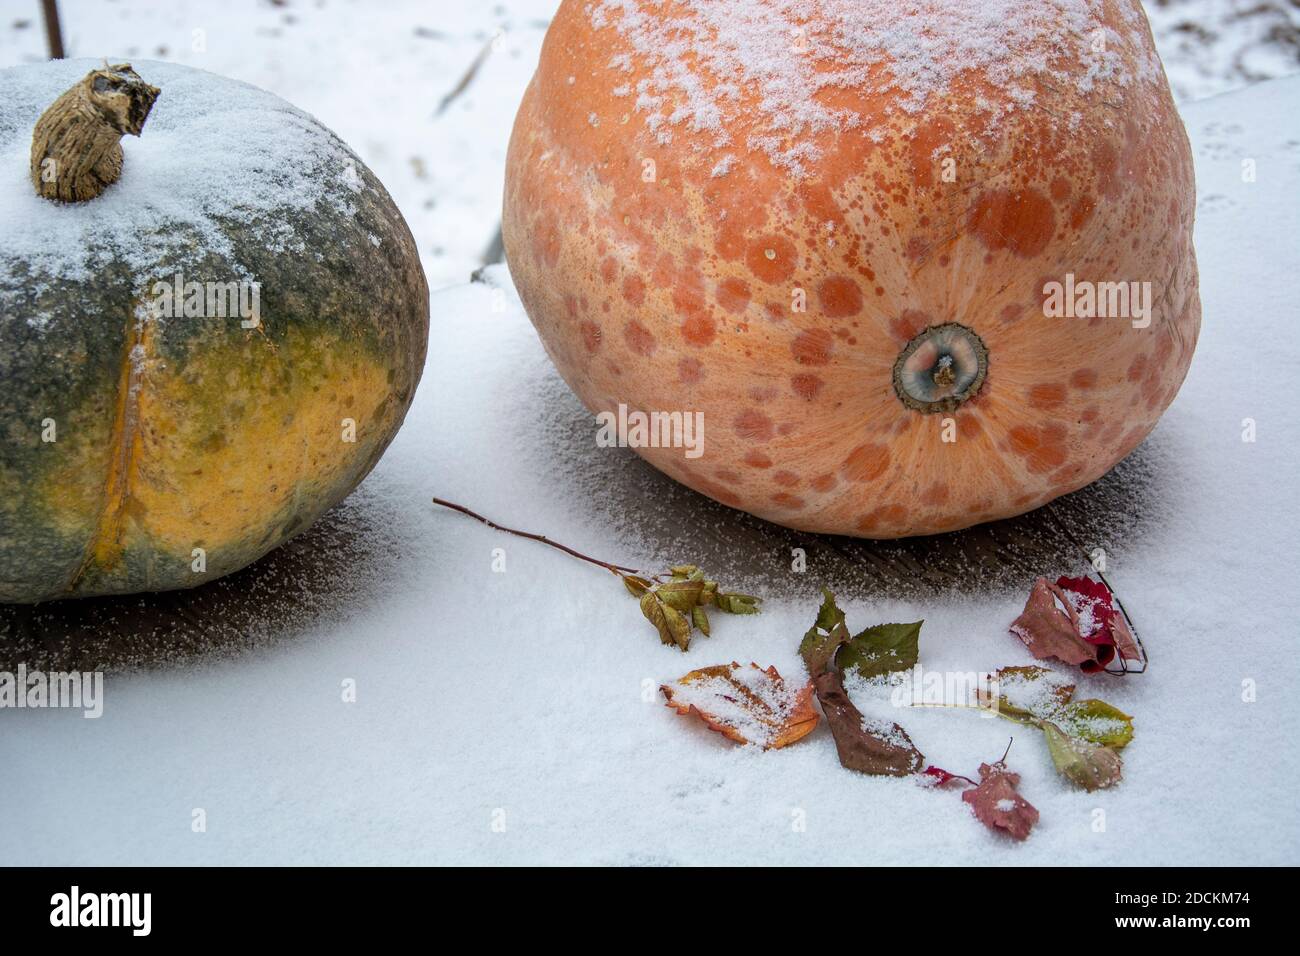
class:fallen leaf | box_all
[1011,577,1117,670]
[982,665,1134,750]
[1042,720,1123,791]
[1109,609,1142,662]
[622,575,652,598]
[813,671,926,776]
[714,592,761,614]
[921,765,976,787]
[660,662,818,749]
[962,761,1040,841]
[640,590,690,651]
[1055,575,1116,640]
[799,589,925,777]
[656,572,706,612]
[1055,697,1135,750]
[838,621,923,679]
[627,565,762,650]
[981,665,1076,721]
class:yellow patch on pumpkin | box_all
[42,317,396,592]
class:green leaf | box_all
[982,666,1134,749]
[621,575,652,598]
[838,621,922,679]
[661,603,691,651]
[714,592,760,614]
[639,591,672,646]
[812,587,846,632]
[640,592,691,650]
[691,605,710,636]
[1041,720,1123,791]
[798,589,851,676]
[623,562,762,648]
[656,576,705,613]
[1055,698,1135,750]
[798,588,924,775]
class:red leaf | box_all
[922,765,975,787]
[961,762,1039,841]
[1054,575,1124,672]
[1009,578,1098,667]
[1054,575,1116,641]
[1011,576,1137,672]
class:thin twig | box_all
[431,497,645,576]
[435,30,498,117]
[42,0,65,59]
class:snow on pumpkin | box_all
[0,59,429,602]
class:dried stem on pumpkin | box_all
[30,62,159,203]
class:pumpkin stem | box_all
[30,63,159,203]
[892,322,989,414]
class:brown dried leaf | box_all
[812,669,925,776]
[799,590,924,776]
[660,662,818,749]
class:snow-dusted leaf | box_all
[1041,720,1124,791]
[1055,698,1134,750]
[660,662,818,749]
[962,762,1039,841]
[982,665,1134,750]
[1055,575,1116,640]
[1010,577,1112,670]
[800,590,924,777]
[838,620,922,679]
[981,665,1076,720]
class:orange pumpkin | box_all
[503,0,1199,537]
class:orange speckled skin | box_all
[503,0,1199,537]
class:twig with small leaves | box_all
[432,497,760,650]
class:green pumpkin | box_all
[0,60,429,603]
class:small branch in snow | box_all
[431,497,643,576]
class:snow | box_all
[590,0,1158,172]
[1,4,1299,865]
[1142,0,1300,102]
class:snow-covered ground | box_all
[2,43,1298,863]
[2,0,1296,289]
